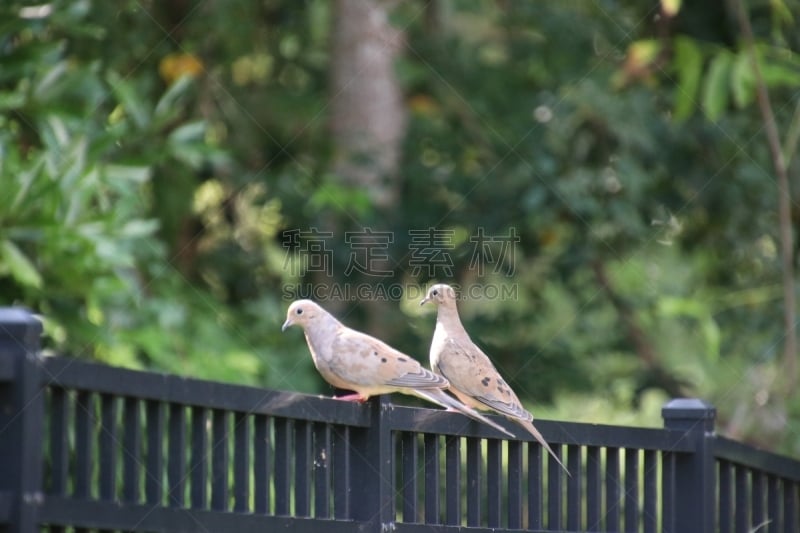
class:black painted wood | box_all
[122,397,142,503]
[48,387,69,496]
[313,422,331,519]
[254,414,270,515]
[233,411,250,513]
[190,406,208,509]
[332,425,350,520]
[98,394,117,501]
[145,400,165,505]
[401,432,418,523]
[486,439,502,528]
[625,448,640,533]
[586,446,601,532]
[73,391,93,499]
[440,435,459,526]
[167,404,187,508]
[605,447,621,533]
[506,439,522,529]
[466,437,482,527]
[527,443,542,531]
[424,433,440,524]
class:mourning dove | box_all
[421,284,569,474]
[282,299,514,437]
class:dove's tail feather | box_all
[517,418,571,476]
[413,389,516,438]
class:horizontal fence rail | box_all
[1,308,800,533]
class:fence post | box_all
[0,308,45,533]
[349,395,394,532]
[662,398,716,533]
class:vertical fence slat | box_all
[74,391,93,499]
[123,397,142,503]
[332,426,350,519]
[586,446,601,532]
[274,417,292,515]
[507,439,523,529]
[254,414,270,514]
[528,443,543,531]
[767,475,780,533]
[662,451,676,533]
[211,409,230,511]
[295,420,312,517]
[445,435,461,526]
[168,404,187,508]
[190,406,209,509]
[146,400,165,505]
[719,460,733,533]
[752,471,766,533]
[735,465,749,533]
[606,447,621,533]
[547,445,563,531]
[234,412,250,513]
[401,432,418,523]
[566,445,581,531]
[785,481,797,533]
[313,422,332,519]
[643,449,658,533]
[49,387,70,495]
[487,438,502,528]
[624,448,640,533]
[466,437,482,527]
[98,394,117,501]
[424,433,440,524]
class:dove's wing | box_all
[328,327,447,391]
[436,336,532,421]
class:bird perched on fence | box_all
[420,284,569,474]
[282,299,514,437]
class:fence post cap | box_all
[662,398,716,419]
[0,307,42,344]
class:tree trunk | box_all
[330,0,407,208]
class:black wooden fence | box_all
[1,308,800,533]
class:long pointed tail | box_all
[413,389,516,438]
[518,418,570,476]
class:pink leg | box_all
[333,393,368,403]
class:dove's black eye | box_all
[432,290,439,296]
[296,308,303,315]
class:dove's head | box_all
[420,283,457,308]
[282,299,325,332]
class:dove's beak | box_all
[281,319,292,332]
[419,296,430,306]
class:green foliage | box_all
[2,0,800,453]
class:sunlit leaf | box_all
[0,239,43,289]
[661,0,681,17]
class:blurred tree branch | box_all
[728,0,797,394]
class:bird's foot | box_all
[333,393,368,403]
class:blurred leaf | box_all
[661,0,681,17]
[702,50,732,121]
[154,75,194,123]
[730,51,756,108]
[0,240,43,289]
[760,60,800,87]
[673,37,703,120]
[107,71,150,129]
